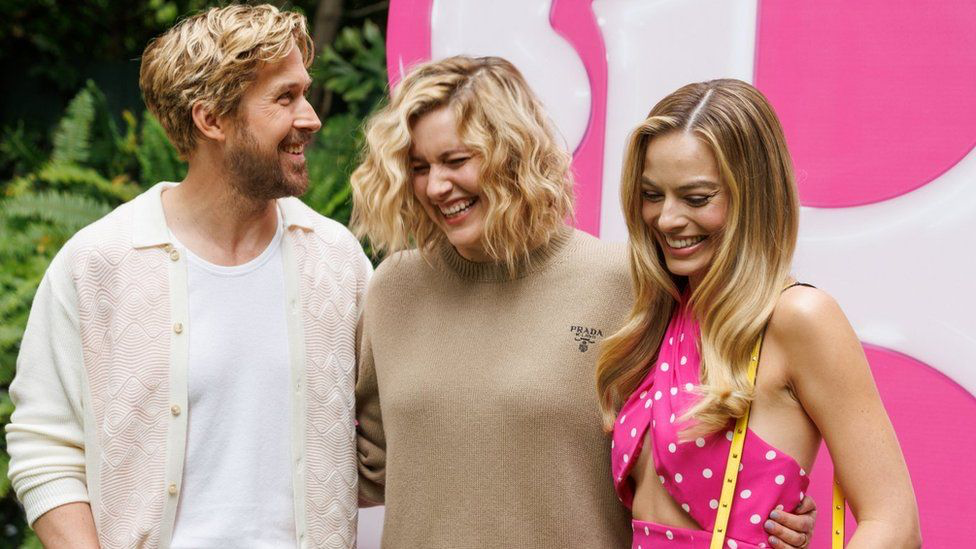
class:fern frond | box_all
[1,190,110,232]
[50,87,95,166]
[35,163,140,203]
[138,112,186,185]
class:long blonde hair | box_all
[350,56,573,272]
[596,79,799,438]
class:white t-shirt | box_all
[170,211,297,548]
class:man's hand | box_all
[764,494,817,548]
[33,502,99,549]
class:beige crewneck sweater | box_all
[356,227,635,548]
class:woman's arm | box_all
[355,310,386,507]
[772,288,920,549]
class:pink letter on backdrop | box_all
[386,0,433,88]
[755,1,976,207]
[549,0,608,236]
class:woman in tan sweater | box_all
[349,55,815,548]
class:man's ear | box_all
[191,102,227,142]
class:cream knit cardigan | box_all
[6,183,371,548]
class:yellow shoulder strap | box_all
[709,334,847,548]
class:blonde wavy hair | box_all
[596,79,799,438]
[350,56,573,271]
[139,4,313,157]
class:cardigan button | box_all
[169,249,180,261]
[173,322,183,334]
[168,483,177,495]
[171,404,181,416]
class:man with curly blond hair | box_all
[5,5,370,548]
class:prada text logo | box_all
[570,325,604,352]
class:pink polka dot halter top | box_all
[611,300,809,548]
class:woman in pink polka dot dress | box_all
[597,80,919,549]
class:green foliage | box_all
[0,124,46,181]
[304,19,387,249]
[138,111,186,185]
[313,19,389,118]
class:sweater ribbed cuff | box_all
[20,476,90,526]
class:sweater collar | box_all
[438,226,573,282]
[131,182,314,249]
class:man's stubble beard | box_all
[226,126,309,201]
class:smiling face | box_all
[224,43,321,200]
[640,131,729,289]
[409,106,488,261]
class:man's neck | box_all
[162,163,280,267]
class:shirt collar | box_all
[131,182,314,249]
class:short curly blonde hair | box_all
[350,56,574,270]
[139,4,313,157]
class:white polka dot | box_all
[739,463,744,472]
[611,440,615,449]
[709,499,719,509]
[670,387,678,395]
[727,540,738,549]
[680,333,685,341]
[726,431,734,441]
[644,399,652,409]
[765,450,777,460]
[760,544,767,548]
[661,362,670,371]
[750,514,762,524]
[669,413,676,423]
[695,437,706,448]
[652,419,656,427]
[675,473,683,483]
[640,390,648,399]
[654,391,663,400]
[669,336,674,345]
[644,526,650,536]
[668,442,677,453]
[682,503,690,513]
[630,427,637,438]
[666,530,674,540]
[685,383,694,391]
[623,454,629,463]
[775,474,785,485]
[800,468,807,476]
[702,468,713,478]
[740,489,752,499]
[799,491,805,500]
[619,414,627,424]
[680,355,688,365]
[659,475,665,484]
[775,504,785,511]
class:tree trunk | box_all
[309,0,343,118]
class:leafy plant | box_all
[305,19,387,253]
[313,19,388,119]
